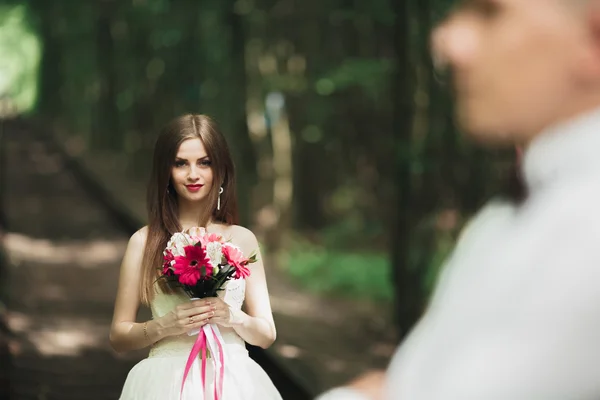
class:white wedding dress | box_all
[119,279,282,399]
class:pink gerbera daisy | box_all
[200,232,224,246]
[172,245,214,286]
[162,249,175,275]
[222,243,251,279]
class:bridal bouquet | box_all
[160,227,256,298]
[160,227,257,400]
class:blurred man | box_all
[317,0,600,399]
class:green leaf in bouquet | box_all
[247,252,258,264]
[200,265,209,278]
[213,265,235,289]
[219,264,234,276]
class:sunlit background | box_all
[0,0,517,398]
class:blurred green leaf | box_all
[316,58,393,99]
[0,4,40,113]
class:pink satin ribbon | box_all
[180,325,225,400]
[211,325,225,400]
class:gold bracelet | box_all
[143,321,149,342]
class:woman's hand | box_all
[156,298,216,337]
[205,297,240,328]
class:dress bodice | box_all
[148,279,247,358]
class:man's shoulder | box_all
[535,178,600,231]
[456,200,516,248]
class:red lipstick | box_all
[185,184,203,192]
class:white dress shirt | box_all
[318,107,600,400]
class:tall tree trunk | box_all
[131,15,156,177]
[391,0,422,340]
[32,1,64,125]
[176,6,202,113]
[94,0,119,150]
[228,3,256,227]
[288,97,326,232]
[289,16,328,232]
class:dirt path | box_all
[3,126,147,399]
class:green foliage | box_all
[282,237,394,302]
[0,4,40,113]
[319,213,387,251]
[316,58,393,100]
[0,0,510,318]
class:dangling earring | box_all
[217,186,224,210]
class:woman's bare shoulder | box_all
[118,226,149,274]
[225,225,258,251]
[128,226,149,251]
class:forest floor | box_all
[2,125,399,398]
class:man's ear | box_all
[579,3,600,80]
[431,22,450,74]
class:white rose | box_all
[206,241,223,267]
[167,232,193,257]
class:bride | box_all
[109,114,282,400]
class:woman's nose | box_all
[188,165,200,181]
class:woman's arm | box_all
[109,228,218,353]
[209,226,277,349]
[109,228,165,353]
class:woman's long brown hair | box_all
[140,114,239,305]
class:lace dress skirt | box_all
[119,281,282,400]
[119,335,282,400]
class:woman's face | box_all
[170,138,214,204]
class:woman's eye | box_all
[174,160,186,167]
[200,159,212,167]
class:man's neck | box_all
[523,94,600,148]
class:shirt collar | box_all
[523,107,600,193]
